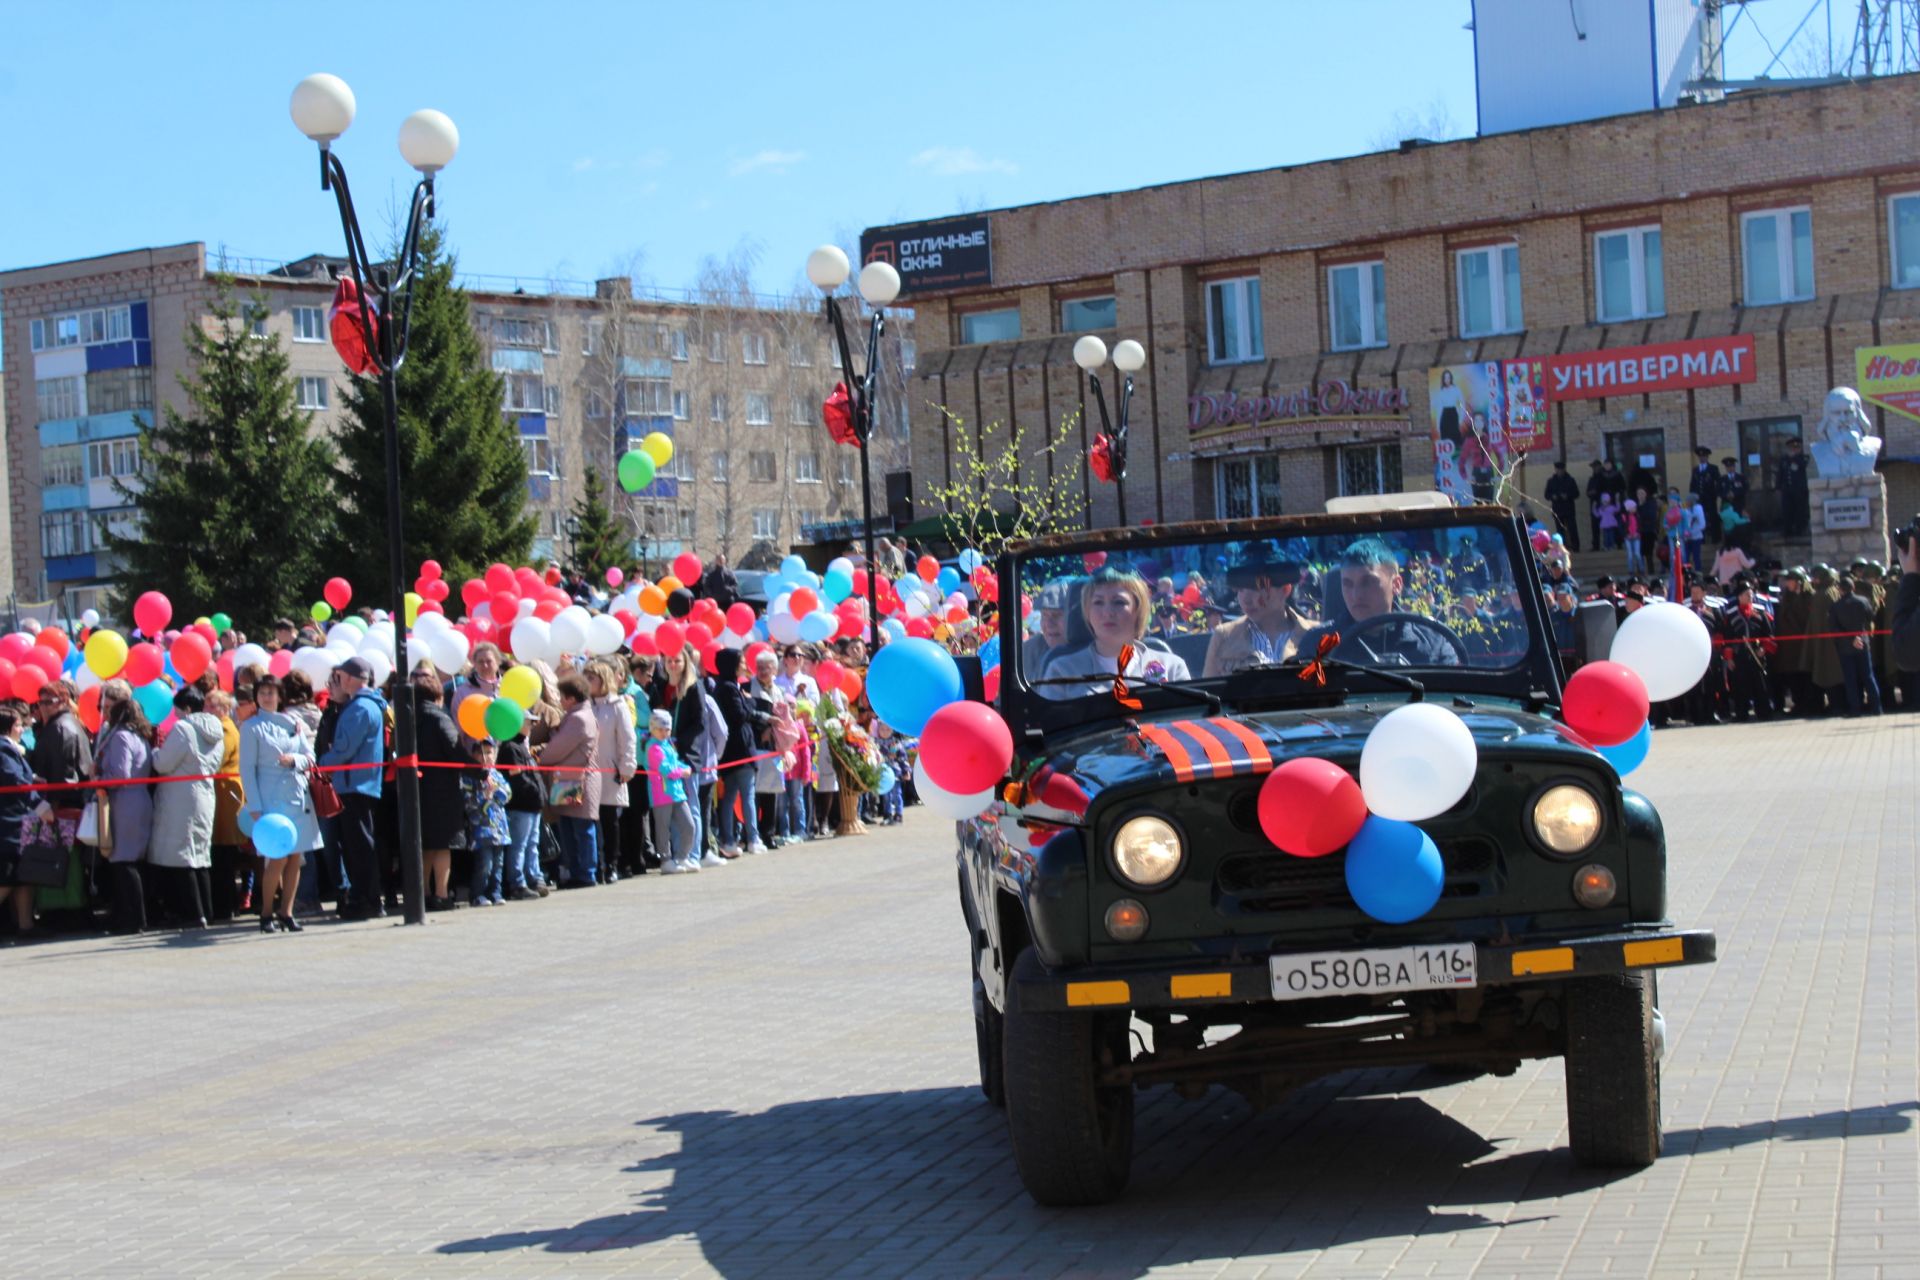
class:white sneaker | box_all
[700,851,726,868]
[719,845,741,859]
[681,857,703,873]
[660,859,685,875]
[747,842,769,856]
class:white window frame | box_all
[297,376,331,411]
[292,306,326,342]
[31,304,131,352]
[544,384,561,414]
[672,390,690,421]
[710,392,728,423]
[520,437,556,476]
[675,509,696,539]
[1214,455,1284,519]
[1325,262,1385,352]
[742,332,768,364]
[35,376,82,422]
[1890,193,1920,289]
[625,377,671,416]
[86,438,142,480]
[788,339,812,368]
[501,373,543,414]
[585,390,608,420]
[706,330,728,362]
[1593,225,1665,322]
[795,451,821,483]
[790,394,813,425]
[900,339,916,373]
[749,451,777,482]
[1454,243,1523,338]
[1740,206,1815,305]
[745,393,772,425]
[1206,275,1265,364]
[671,328,689,361]
[752,509,779,540]
[712,453,731,483]
[40,444,85,487]
[836,454,857,486]
[41,510,89,558]
[245,302,270,339]
[959,308,1021,345]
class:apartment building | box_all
[888,73,1920,544]
[0,244,908,612]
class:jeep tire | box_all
[1563,973,1662,1167]
[1002,950,1133,1205]
[972,938,1005,1108]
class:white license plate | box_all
[1269,943,1477,1001]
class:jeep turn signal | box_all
[1572,864,1617,909]
[1104,899,1149,942]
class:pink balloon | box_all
[606,566,625,587]
[920,701,1014,796]
[268,649,295,678]
[133,591,172,636]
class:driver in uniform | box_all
[1202,547,1317,676]
[1304,537,1462,667]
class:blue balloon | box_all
[63,650,83,675]
[781,554,807,579]
[823,568,854,604]
[236,809,256,837]
[1596,720,1652,776]
[134,679,173,726]
[936,567,962,596]
[1344,816,1444,924]
[957,549,984,573]
[979,634,1002,671]
[877,765,898,795]
[253,812,298,859]
[881,618,907,642]
[799,610,837,643]
[867,637,964,734]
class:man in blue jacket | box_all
[321,657,388,920]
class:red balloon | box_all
[654,621,685,655]
[76,684,102,732]
[0,634,31,666]
[543,586,571,608]
[170,633,213,683]
[788,587,819,618]
[905,618,934,640]
[533,600,563,622]
[916,555,939,582]
[743,641,772,671]
[1562,661,1650,748]
[190,621,218,650]
[614,610,639,636]
[515,566,543,594]
[36,629,69,660]
[673,552,703,584]
[22,646,61,681]
[816,659,845,693]
[836,611,865,640]
[423,578,450,603]
[490,592,521,623]
[982,665,1002,702]
[485,563,515,594]
[1257,758,1367,858]
[419,559,443,581]
[852,569,869,596]
[268,649,295,678]
[630,630,659,657]
[1083,552,1108,572]
[123,642,164,687]
[10,666,45,701]
[945,605,969,625]
[685,622,714,650]
[417,600,444,617]
[726,603,756,636]
[133,591,172,636]
[326,577,355,610]
[215,651,236,693]
[544,566,564,586]
[700,642,721,676]
[920,701,1014,795]
[1180,583,1203,606]
[459,578,487,608]
[0,659,15,691]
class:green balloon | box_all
[311,601,333,622]
[210,612,232,634]
[483,696,526,741]
[618,449,656,493]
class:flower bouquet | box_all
[822,712,883,794]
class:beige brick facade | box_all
[899,74,1920,555]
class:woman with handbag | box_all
[94,679,156,936]
[0,698,45,942]
[536,673,600,887]
[148,685,224,928]
[238,675,323,933]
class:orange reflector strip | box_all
[1170,973,1233,999]
[1511,947,1575,976]
[1066,980,1131,1007]
[1623,938,1685,967]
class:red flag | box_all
[1089,432,1116,483]
[328,276,381,375]
[822,382,859,446]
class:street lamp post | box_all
[290,73,458,926]
[1074,335,1147,527]
[807,246,900,645]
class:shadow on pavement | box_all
[1669,1100,1916,1156]
[437,1071,1657,1275]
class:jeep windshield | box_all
[1001,505,1558,731]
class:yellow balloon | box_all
[641,432,674,467]
[85,629,129,679]
[404,591,422,626]
[499,664,542,711]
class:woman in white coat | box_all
[149,685,226,928]
[239,675,324,934]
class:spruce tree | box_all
[107,282,338,634]
[569,464,627,575]
[330,225,535,593]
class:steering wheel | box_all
[1336,611,1470,665]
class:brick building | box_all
[0,244,906,616]
[889,74,1920,561]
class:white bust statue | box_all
[1810,387,1882,479]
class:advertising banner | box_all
[1855,342,1920,422]
[1541,334,1755,402]
[860,215,992,296]
[1427,359,1550,503]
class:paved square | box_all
[2,715,1914,1278]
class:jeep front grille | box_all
[1216,836,1502,915]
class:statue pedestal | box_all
[1808,471,1890,568]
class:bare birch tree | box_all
[924,407,1089,559]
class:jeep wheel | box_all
[1563,973,1662,1168]
[972,939,1005,1108]
[1002,951,1133,1205]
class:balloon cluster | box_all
[617,432,676,493]
[866,636,1011,820]
[1560,600,1712,775]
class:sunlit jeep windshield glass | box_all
[1015,523,1534,700]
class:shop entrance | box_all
[1606,428,1667,500]
[1737,416,1803,532]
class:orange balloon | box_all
[457,693,491,740]
[78,684,103,733]
[638,585,668,617]
[838,670,863,705]
[36,628,69,659]
[657,575,683,596]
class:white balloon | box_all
[231,642,270,674]
[292,647,338,685]
[827,557,854,578]
[914,757,995,821]
[510,617,551,665]
[81,609,101,627]
[412,610,447,635]
[74,665,102,693]
[719,628,748,650]
[1358,702,1478,822]
[405,635,431,672]
[767,613,803,645]
[361,648,394,686]
[551,605,590,655]
[1609,602,1712,702]
[518,598,537,618]
[429,627,470,676]
[632,612,662,635]
[585,613,624,656]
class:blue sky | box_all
[0,0,1811,296]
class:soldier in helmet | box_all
[1806,564,1843,715]
[1771,567,1813,715]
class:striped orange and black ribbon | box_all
[1137,717,1275,784]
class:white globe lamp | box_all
[398,109,459,174]
[1112,339,1147,372]
[857,260,902,306]
[807,245,851,291]
[1073,335,1110,371]
[290,74,356,143]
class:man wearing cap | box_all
[1721,579,1774,720]
[1776,438,1811,536]
[1720,456,1749,517]
[1021,579,1076,676]
[1545,461,1581,552]
[1689,446,1721,542]
[1202,550,1316,677]
[320,657,389,919]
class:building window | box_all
[1595,226,1665,322]
[87,438,142,479]
[1456,244,1523,338]
[960,308,1021,345]
[40,445,85,487]
[788,339,812,367]
[706,330,728,362]
[671,328,689,361]
[501,373,543,414]
[710,392,728,423]
[1890,194,1920,288]
[92,507,140,548]
[712,453,731,483]
[292,306,326,342]
[1326,263,1385,351]
[1217,456,1282,519]
[900,339,916,373]
[752,509,779,540]
[831,343,843,370]
[742,332,768,364]
[625,377,671,415]
[31,304,133,352]
[749,451,777,482]
[35,376,82,422]
[86,367,153,415]
[585,390,608,420]
[544,384,562,415]
[521,437,556,476]
[1061,296,1117,332]
[672,390,690,420]
[1338,443,1403,497]
[1742,207,1814,305]
[836,454,857,486]
[244,303,269,339]
[675,510,696,539]
[297,376,331,410]
[790,395,813,425]
[494,317,549,348]
[41,510,88,559]
[796,451,821,483]
[1207,276,1265,363]
[583,320,601,356]
[668,451,695,481]
[746,393,772,425]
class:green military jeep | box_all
[956,498,1715,1206]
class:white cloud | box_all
[910,146,1018,177]
[729,148,806,177]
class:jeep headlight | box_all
[1531,784,1603,856]
[1111,814,1184,888]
